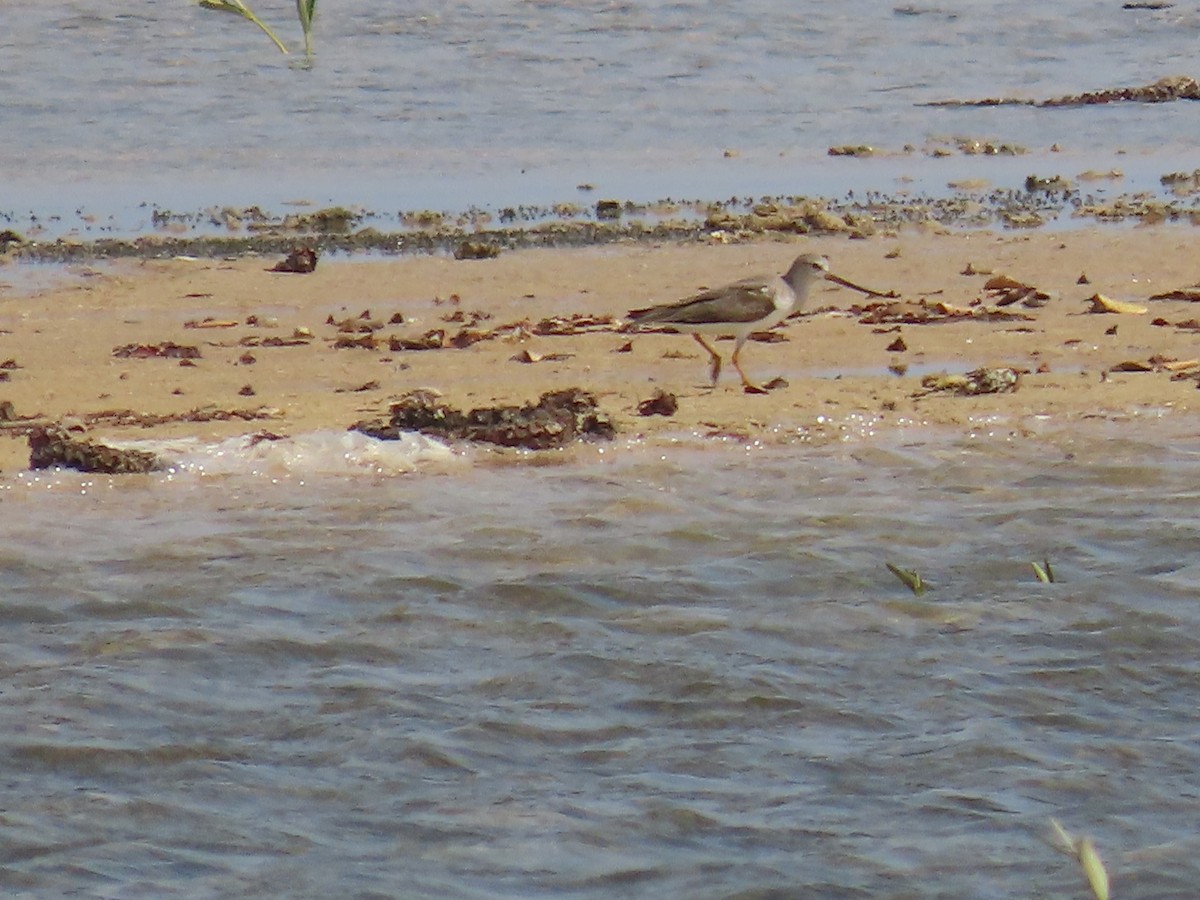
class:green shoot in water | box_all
[1031,559,1056,583]
[885,562,926,596]
[296,0,317,57]
[1050,819,1110,900]
[198,0,318,56]
[198,0,288,53]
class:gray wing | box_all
[629,280,776,326]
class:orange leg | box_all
[692,334,723,387]
[731,341,767,394]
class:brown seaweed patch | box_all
[1149,285,1200,302]
[703,201,861,236]
[355,388,615,450]
[81,407,279,428]
[28,426,162,474]
[850,299,1034,325]
[281,206,361,233]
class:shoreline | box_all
[3,161,1200,264]
[2,225,1200,474]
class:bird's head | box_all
[785,253,883,297]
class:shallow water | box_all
[3,423,1199,897]
[6,5,1200,894]
[4,1,1200,233]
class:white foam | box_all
[112,430,459,478]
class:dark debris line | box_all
[7,175,1200,263]
[354,389,615,451]
[923,75,1200,108]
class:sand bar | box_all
[2,226,1199,472]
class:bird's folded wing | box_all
[629,283,776,325]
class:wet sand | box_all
[2,225,1199,471]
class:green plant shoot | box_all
[885,562,926,596]
[198,0,289,54]
[296,0,317,56]
[1032,559,1055,583]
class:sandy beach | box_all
[3,225,1200,472]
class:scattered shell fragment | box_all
[983,274,1053,307]
[961,262,994,276]
[511,349,574,364]
[1110,354,1193,373]
[113,342,201,359]
[917,366,1022,396]
[184,318,239,329]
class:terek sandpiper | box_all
[627,253,887,393]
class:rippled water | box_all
[4,1,1200,231]
[6,5,1200,893]
[3,424,1199,896]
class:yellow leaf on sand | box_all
[1088,293,1147,314]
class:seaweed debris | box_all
[28,426,162,474]
[355,388,615,450]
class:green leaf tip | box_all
[885,562,926,596]
[1032,559,1056,583]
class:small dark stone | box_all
[270,246,318,274]
[637,390,678,417]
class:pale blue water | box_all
[3,1,1199,234]
[1,425,1199,897]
